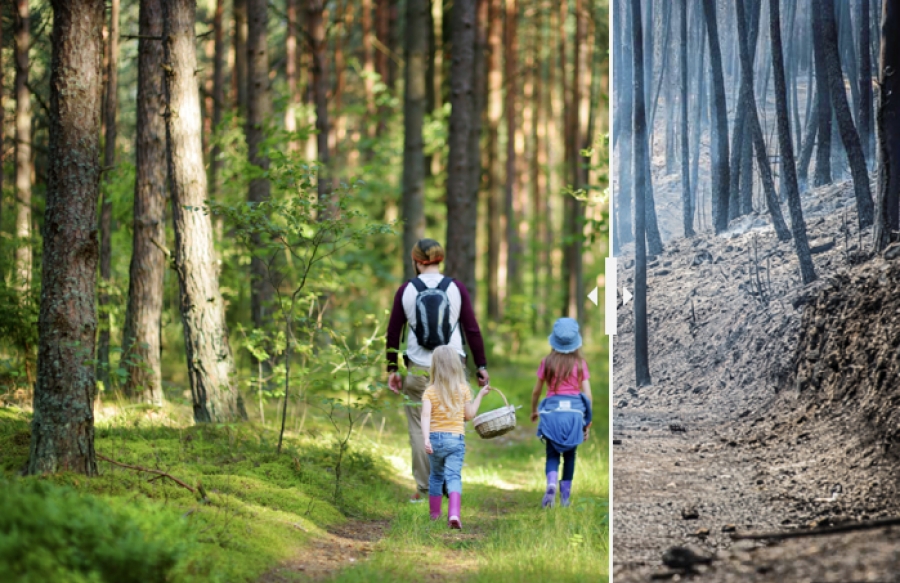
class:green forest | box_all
[0,0,608,581]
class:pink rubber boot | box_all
[429,496,442,520]
[448,492,462,529]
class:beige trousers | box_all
[402,363,432,496]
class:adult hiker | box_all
[386,238,490,502]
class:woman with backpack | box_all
[386,239,490,503]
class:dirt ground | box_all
[613,177,900,582]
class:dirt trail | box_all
[614,179,900,581]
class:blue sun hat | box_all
[549,318,582,354]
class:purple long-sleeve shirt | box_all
[386,276,487,372]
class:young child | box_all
[421,345,492,529]
[530,317,593,508]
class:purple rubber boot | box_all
[429,496,442,520]
[448,492,462,529]
[560,480,573,507]
[542,471,558,508]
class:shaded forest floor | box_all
[614,177,900,581]
[0,352,608,583]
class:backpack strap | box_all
[437,276,453,291]
[409,277,427,292]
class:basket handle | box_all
[484,385,510,408]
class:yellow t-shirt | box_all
[423,384,473,435]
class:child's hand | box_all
[478,385,492,398]
[424,440,433,454]
[530,411,538,423]
[583,424,591,441]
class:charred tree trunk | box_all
[811,5,832,186]
[702,0,731,233]
[874,0,900,251]
[402,0,427,280]
[679,0,693,237]
[247,0,273,329]
[631,0,651,387]
[163,0,245,423]
[770,0,816,283]
[858,0,874,164]
[122,0,167,405]
[14,0,31,292]
[812,0,875,228]
[97,0,119,390]
[728,0,761,221]
[28,0,105,476]
[444,0,478,296]
[615,0,634,248]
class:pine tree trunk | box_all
[467,0,487,303]
[811,5,832,186]
[98,0,118,391]
[233,0,249,113]
[247,0,273,329]
[858,0,874,164]
[285,0,298,151]
[631,0,651,387]
[504,0,520,289]
[679,0,693,237]
[308,0,332,214]
[0,3,4,230]
[564,0,586,319]
[690,6,706,225]
[210,0,225,205]
[28,0,105,476]
[163,0,245,423]
[735,0,791,241]
[769,0,815,283]
[14,0,31,292]
[444,0,477,297]
[702,0,731,234]
[402,0,427,281]
[362,0,376,123]
[873,0,900,251]
[812,0,875,228]
[486,0,502,320]
[122,0,167,405]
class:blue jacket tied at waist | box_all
[536,394,593,453]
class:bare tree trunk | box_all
[285,0,299,151]
[402,0,427,280]
[811,4,833,186]
[210,0,226,208]
[362,0,376,124]
[469,0,488,303]
[14,0,31,292]
[873,0,900,251]
[615,0,634,248]
[444,0,477,297]
[308,0,332,215]
[858,0,874,164]
[564,0,586,319]
[504,0,520,288]
[736,0,792,242]
[375,0,390,135]
[702,0,731,233]
[247,0,273,329]
[812,0,875,228]
[163,0,245,423]
[28,0,105,476]
[233,0,248,113]
[97,0,119,391]
[679,0,694,237]
[631,0,651,387]
[122,0,167,405]
[769,0,815,283]
[729,0,762,221]
[486,0,502,320]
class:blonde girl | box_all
[421,345,491,528]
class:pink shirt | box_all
[537,358,590,396]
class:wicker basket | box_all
[472,387,517,439]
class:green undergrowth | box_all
[0,407,403,583]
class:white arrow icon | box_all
[588,287,598,306]
[622,287,633,306]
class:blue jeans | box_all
[545,440,577,481]
[427,432,465,496]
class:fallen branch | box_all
[731,516,900,541]
[97,453,196,495]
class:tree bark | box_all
[247,0,273,329]
[28,0,105,476]
[163,0,245,423]
[769,0,816,283]
[679,0,693,237]
[14,0,31,292]
[97,0,119,390]
[486,0,502,319]
[858,0,874,164]
[444,0,477,298]
[728,0,761,221]
[308,0,332,215]
[811,4,832,186]
[468,0,487,302]
[564,0,586,318]
[631,0,651,387]
[210,0,226,205]
[873,0,900,251]
[122,0,167,405]
[285,0,299,151]
[735,0,792,242]
[812,0,875,228]
[233,0,249,113]
[615,0,634,248]
[702,0,731,234]
[504,0,520,289]
[402,0,427,280]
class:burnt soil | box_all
[613,179,900,582]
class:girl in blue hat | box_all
[530,317,593,508]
